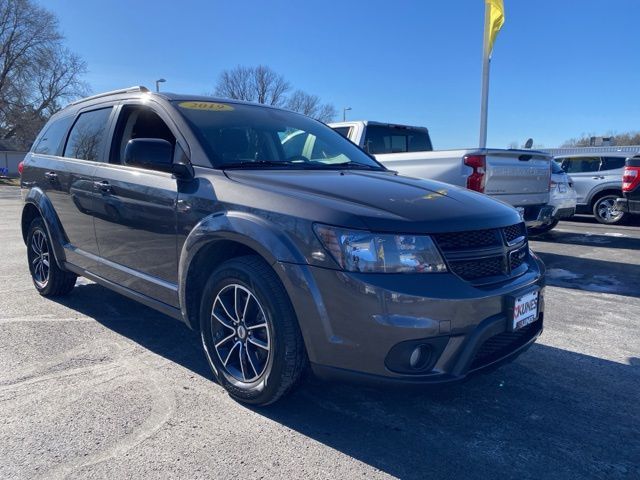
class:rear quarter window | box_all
[33,116,74,156]
[600,157,626,171]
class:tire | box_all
[199,255,306,405]
[592,194,625,225]
[26,217,77,296]
[527,219,559,236]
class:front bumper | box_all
[276,256,545,385]
[615,197,640,214]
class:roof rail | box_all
[70,86,150,106]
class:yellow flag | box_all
[485,0,505,57]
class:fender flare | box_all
[585,183,622,206]
[22,187,68,269]
[177,211,308,327]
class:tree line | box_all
[561,132,640,147]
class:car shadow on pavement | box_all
[51,283,212,379]
[536,251,640,298]
[258,345,639,479]
[565,214,640,227]
[532,230,640,250]
[51,283,639,478]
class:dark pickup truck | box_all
[20,86,545,405]
[616,155,640,216]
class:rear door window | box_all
[562,157,601,173]
[364,125,432,154]
[600,156,625,171]
[63,107,113,161]
[33,116,74,156]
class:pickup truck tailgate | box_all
[484,149,551,206]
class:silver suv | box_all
[555,154,627,224]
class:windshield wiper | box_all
[319,161,385,171]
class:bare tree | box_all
[285,90,337,123]
[253,65,289,106]
[214,65,336,122]
[0,0,88,150]
[215,65,290,106]
[215,65,254,102]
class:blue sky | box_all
[46,0,640,149]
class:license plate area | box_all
[508,289,539,331]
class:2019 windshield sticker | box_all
[178,101,234,111]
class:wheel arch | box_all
[587,187,622,207]
[21,188,68,269]
[178,211,307,331]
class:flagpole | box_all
[479,3,491,149]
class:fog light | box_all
[385,337,447,374]
[409,345,432,370]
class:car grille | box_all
[449,256,505,280]
[503,223,526,244]
[433,229,501,250]
[433,223,528,283]
[469,321,541,371]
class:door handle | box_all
[44,171,57,182]
[94,180,111,193]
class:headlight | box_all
[314,224,447,273]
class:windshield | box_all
[173,100,384,170]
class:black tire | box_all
[592,194,625,224]
[527,219,559,236]
[26,217,77,296]
[199,255,306,405]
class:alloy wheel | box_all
[211,284,271,383]
[596,198,623,223]
[30,229,50,288]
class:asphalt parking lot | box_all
[0,185,638,479]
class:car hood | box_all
[223,169,521,233]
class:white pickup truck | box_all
[328,121,553,227]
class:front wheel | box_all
[26,217,77,296]
[593,195,625,224]
[199,256,306,405]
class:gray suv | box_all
[555,154,627,224]
[20,87,545,405]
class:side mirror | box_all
[124,138,173,172]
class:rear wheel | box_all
[26,217,77,296]
[199,255,306,405]
[593,195,625,224]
